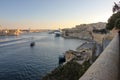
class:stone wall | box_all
[62,22,106,40]
[79,33,119,80]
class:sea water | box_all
[0,32,84,80]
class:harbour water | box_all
[0,32,84,80]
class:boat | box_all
[30,42,35,47]
[30,37,35,47]
[59,54,65,64]
[54,30,61,37]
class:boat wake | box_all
[0,36,47,47]
[0,37,31,47]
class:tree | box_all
[115,18,120,29]
[106,12,120,30]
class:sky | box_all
[0,0,119,29]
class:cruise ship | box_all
[54,30,61,37]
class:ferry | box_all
[54,30,61,37]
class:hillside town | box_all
[0,27,48,36]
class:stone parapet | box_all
[79,33,119,80]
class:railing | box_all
[79,33,119,80]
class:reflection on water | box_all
[0,32,84,80]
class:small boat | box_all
[59,54,65,64]
[30,42,35,47]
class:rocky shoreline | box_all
[42,22,112,80]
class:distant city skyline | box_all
[0,0,119,29]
